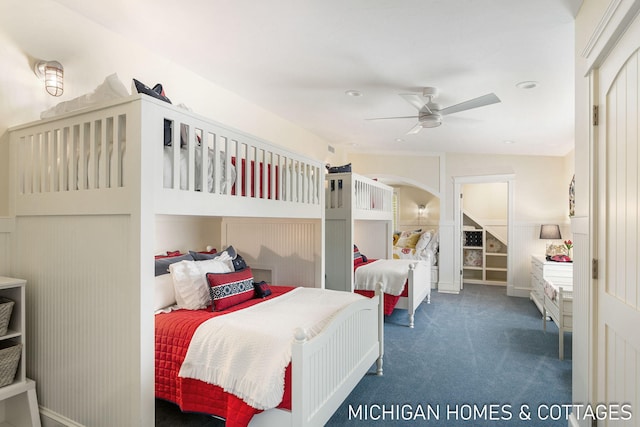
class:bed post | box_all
[376,283,384,376]
[407,264,416,328]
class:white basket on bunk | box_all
[0,341,21,387]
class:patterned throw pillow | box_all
[253,281,272,298]
[354,245,364,265]
[206,268,254,311]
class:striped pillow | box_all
[206,268,255,311]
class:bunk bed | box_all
[8,93,383,427]
[325,172,431,327]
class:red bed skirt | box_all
[155,286,294,427]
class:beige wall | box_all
[445,153,572,223]
[347,152,442,196]
[393,185,440,226]
[463,182,508,222]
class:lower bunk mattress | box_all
[155,285,365,427]
[354,259,409,315]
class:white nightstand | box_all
[530,255,573,316]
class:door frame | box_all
[453,174,515,295]
[577,2,640,426]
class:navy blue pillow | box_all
[253,281,272,298]
[232,254,247,271]
[189,250,222,261]
[154,253,194,276]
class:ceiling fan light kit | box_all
[366,86,501,135]
[420,114,442,128]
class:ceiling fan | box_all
[367,87,501,134]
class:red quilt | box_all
[155,286,294,427]
[354,259,408,315]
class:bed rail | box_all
[249,287,384,427]
[9,95,324,218]
[325,172,393,221]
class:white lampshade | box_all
[539,224,561,240]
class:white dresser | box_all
[530,255,573,316]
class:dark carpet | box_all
[156,284,572,426]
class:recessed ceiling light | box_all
[503,140,515,144]
[516,81,539,89]
[345,89,363,97]
[395,138,404,143]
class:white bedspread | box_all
[355,259,417,296]
[178,287,364,410]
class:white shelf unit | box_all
[462,228,507,285]
[0,277,40,427]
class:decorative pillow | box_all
[133,78,172,104]
[354,244,364,265]
[232,254,247,271]
[206,268,255,311]
[223,245,238,259]
[189,250,222,261]
[404,231,422,248]
[393,232,401,246]
[326,163,352,173]
[253,280,272,298]
[154,253,194,276]
[154,250,183,259]
[154,274,176,311]
[415,231,433,252]
[170,258,233,309]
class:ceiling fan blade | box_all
[407,123,423,134]
[365,115,419,121]
[399,94,431,113]
[438,93,501,116]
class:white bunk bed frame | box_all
[325,172,431,327]
[8,94,383,427]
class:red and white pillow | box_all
[206,268,255,311]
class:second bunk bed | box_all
[325,171,431,327]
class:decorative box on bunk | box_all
[464,230,483,247]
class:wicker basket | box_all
[0,298,14,336]
[0,341,21,387]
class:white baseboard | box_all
[436,281,460,294]
[508,285,532,298]
[40,407,85,427]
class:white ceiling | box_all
[52,0,581,157]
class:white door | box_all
[595,11,640,425]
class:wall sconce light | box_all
[418,204,426,217]
[34,60,64,97]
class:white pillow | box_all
[169,257,233,309]
[154,274,177,311]
[415,231,432,252]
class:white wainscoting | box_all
[11,215,143,427]
[222,217,323,288]
[0,217,13,276]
